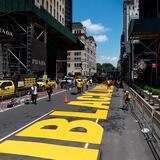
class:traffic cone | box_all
[64,91,70,103]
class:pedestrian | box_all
[46,85,53,101]
[123,91,131,111]
[31,83,38,104]
[115,79,120,92]
[56,78,60,89]
[86,79,90,90]
[77,79,83,94]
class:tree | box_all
[96,63,115,75]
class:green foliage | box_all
[152,89,160,95]
[96,63,116,75]
[143,85,150,90]
[148,87,153,93]
[143,85,160,95]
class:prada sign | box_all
[0,28,13,37]
[31,39,46,71]
[32,59,46,66]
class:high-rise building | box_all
[35,0,66,26]
[65,0,72,31]
[123,0,139,42]
[139,0,159,19]
[67,22,96,76]
[120,0,139,81]
[0,0,78,78]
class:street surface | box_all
[0,84,155,160]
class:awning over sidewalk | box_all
[0,0,84,49]
[129,18,160,38]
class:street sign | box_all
[152,63,157,68]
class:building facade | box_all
[0,0,77,79]
[121,0,160,87]
[67,22,96,76]
[36,0,66,26]
[120,0,139,81]
[139,0,159,19]
[123,0,139,43]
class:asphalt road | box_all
[0,85,155,160]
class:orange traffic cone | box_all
[64,92,70,103]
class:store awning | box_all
[129,18,160,38]
[0,0,84,49]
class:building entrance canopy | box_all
[129,18,160,39]
[0,0,83,49]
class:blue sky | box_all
[73,0,123,67]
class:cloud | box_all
[93,35,108,43]
[81,19,110,34]
[97,56,118,67]
[81,19,111,43]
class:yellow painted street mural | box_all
[0,84,113,160]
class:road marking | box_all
[0,85,112,160]
[0,110,54,142]
[84,118,99,149]
[0,90,66,112]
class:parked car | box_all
[37,78,56,88]
[0,80,15,97]
[60,77,74,89]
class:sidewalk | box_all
[0,88,63,111]
[100,88,155,160]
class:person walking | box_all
[123,90,131,111]
[46,85,53,101]
[86,79,90,90]
[31,83,38,104]
[77,79,83,94]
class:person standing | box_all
[115,79,120,92]
[31,83,38,104]
[86,79,90,90]
[46,85,53,101]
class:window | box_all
[74,63,81,67]
[67,63,70,67]
[74,52,81,56]
[62,18,64,24]
[42,0,44,6]
[67,52,70,56]
[62,8,64,14]
[1,82,12,88]
[54,9,55,16]
[74,57,81,61]
[57,12,58,19]
[50,5,52,14]
[57,2,59,10]
[60,5,61,11]
[46,1,49,10]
